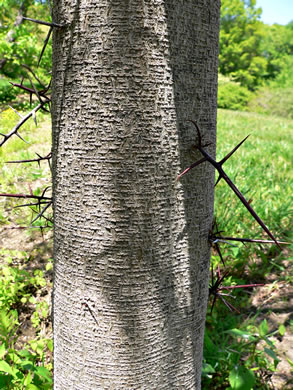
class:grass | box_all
[0,107,292,389]
[215,109,292,241]
[203,109,293,389]
[0,107,52,226]
[0,108,53,389]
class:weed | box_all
[0,309,52,389]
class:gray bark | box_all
[52,1,220,389]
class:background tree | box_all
[260,22,293,85]
[52,0,220,388]
[219,0,266,89]
[0,0,51,102]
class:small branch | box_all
[0,101,49,147]
[0,193,52,201]
[7,152,52,165]
[22,16,63,28]
[10,82,50,101]
[211,236,290,246]
[179,121,281,248]
[38,27,53,66]
[209,265,264,313]
[31,201,53,224]
[21,64,46,88]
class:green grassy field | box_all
[216,109,292,241]
[0,107,292,389]
[205,109,293,389]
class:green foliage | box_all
[0,104,53,388]
[219,1,293,92]
[202,109,292,388]
[0,0,51,99]
[0,309,52,390]
[215,109,292,245]
[260,23,293,82]
[0,248,53,389]
[270,55,293,89]
[0,249,48,312]
[0,79,18,104]
[203,314,283,389]
[218,74,253,110]
[219,0,266,89]
[248,85,293,119]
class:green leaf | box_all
[287,358,293,368]
[24,371,32,386]
[0,374,10,388]
[264,348,280,363]
[35,366,52,383]
[279,324,286,336]
[259,319,269,337]
[202,362,216,375]
[204,333,216,354]
[19,360,34,371]
[47,339,53,352]
[263,336,275,349]
[26,384,41,390]
[229,365,255,390]
[7,351,21,364]
[225,328,256,341]
[0,344,6,359]
[18,349,32,359]
[0,360,16,377]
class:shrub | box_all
[0,78,18,104]
[218,75,253,111]
[248,86,293,119]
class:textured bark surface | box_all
[52,1,220,389]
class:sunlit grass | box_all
[0,108,51,225]
[1,106,292,389]
[215,109,292,243]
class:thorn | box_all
[15,132,29,143]
[186,120,203,148]
[212,236,290,246]
[32,111,37,126]
[177,157,206,180]
[30,201,52,225]
[219,135,250,166]
[26,72,43,105]
[183,122,280,248]
[214,174,222,187]
[8,105,23,119]
[38,27,53,66]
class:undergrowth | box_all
[0,109,292,389]
[202,109,293,389]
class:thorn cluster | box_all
[177,121,289,314]
[0,11,54,228]
[178,121,280,248]
[209,265,264,313]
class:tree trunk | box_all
[52,1,220,389]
